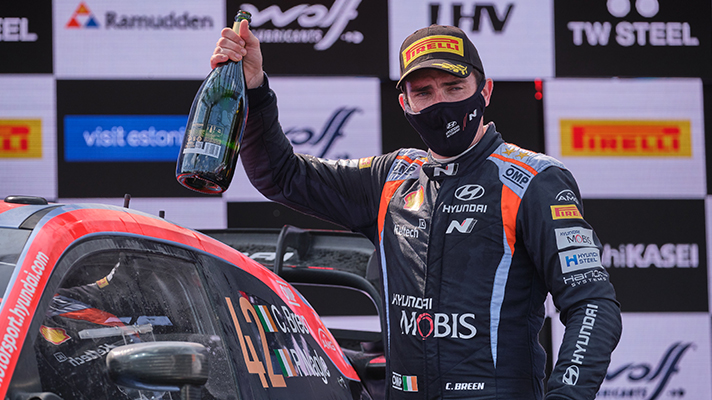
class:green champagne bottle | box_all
[176,10,251,194]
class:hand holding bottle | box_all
[211,19,264,89]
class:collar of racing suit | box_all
[421,122,501,181]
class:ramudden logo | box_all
[65,2,214,30]
[66,2,100,29]
[560,120,692,157]
[0,119,42,158]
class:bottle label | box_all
[183,123,224,158]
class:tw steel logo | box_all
[455,184,485,201]
[560,119,692,157]
[399,311,476,340]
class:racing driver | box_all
[210,21,622,400]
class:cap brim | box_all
[397,59,474,89]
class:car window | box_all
[10,239,238,400]
[0,227,32,298]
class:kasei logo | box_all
[241,0,363,50]
[567,0,699,47]
[429,3,515,33]
[0,119,42,159]
[66,2,214,30]
[602,342,694,400]
[455,184,485,200]
[602,243,699,268]
[560,120,692,157]
[400,310,476,340]
[285,107,360,159]
[0,17,38,41]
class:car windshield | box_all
[12,244,238,400]
[0,227,32,298]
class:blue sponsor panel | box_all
[64,115,187,162]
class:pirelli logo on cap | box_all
[0,119,42,158]
[560,120,692,157]
[402,35,464,68]
[551,205,582,220]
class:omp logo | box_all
[66,2,100,28]
[402,35,464,68]
[551,205,582,220]
[430,4,515,33]
[0,120,42,158]
[0,17,38,41]
[567,0,700,47]
[392,372,418,392]
[455,184,485,200]
[242,0,363,50]
[560,120,692,157]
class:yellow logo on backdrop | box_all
[560,119,691,157]
[0,119,42,158]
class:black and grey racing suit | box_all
[240,76,622,400]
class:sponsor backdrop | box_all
[1,0,711,397]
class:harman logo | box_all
[242,0,363,50]
[455,184,485,201]
[0,120,42,159]
[0,17,38,41]
[567,0,699,47]
[429,3,515,33]
[560,120,692,157]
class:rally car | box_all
[0,195,385,400]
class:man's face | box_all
[403,69,479,113]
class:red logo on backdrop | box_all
[66,2,100,29]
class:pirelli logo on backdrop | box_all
[551,205,582,220]
[560,120,691,157]
[402,35,464,68]
[0,119,42,158]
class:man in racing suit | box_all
[211,22,621,399]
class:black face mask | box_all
[404,79,486,157]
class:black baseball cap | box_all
[397,25,484,89]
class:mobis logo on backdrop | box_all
[554,0,712,77]
[230,0,388,76]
